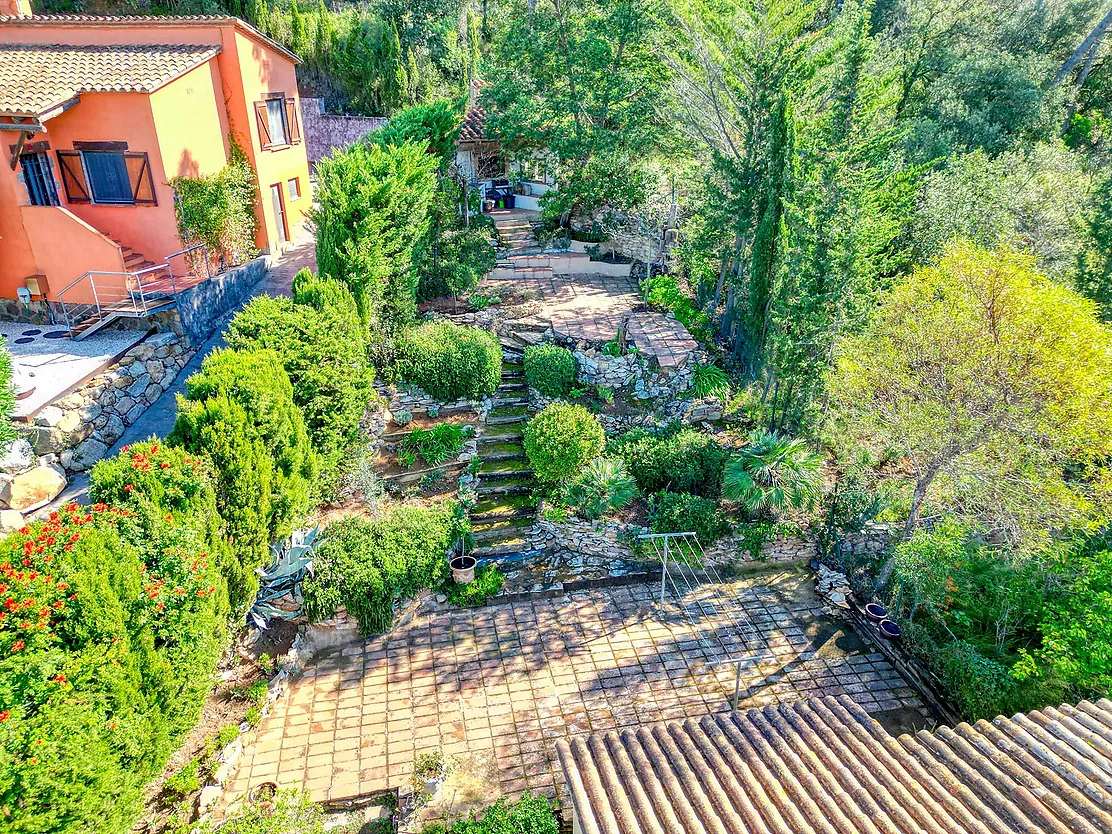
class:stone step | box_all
[471,520,534,543]
[486,413,528,426]
[472,539,533,558]
[471,494,538,517]
[478,450,527,463]
[479,464,533,478]
[471,513,535,532]
[492,396,529,408]
[508,330,545,347]
[475,438,525,456]
[471,507,536,525]
[477,482,533,497]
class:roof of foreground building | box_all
[557,694,1112,834]
[0,41,219,117]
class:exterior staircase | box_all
[470,355,541,560]
[57,239,209,340]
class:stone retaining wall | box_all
[176,256,269,346]
[27,332,195,474]
[529,516,817,569]
[572,347,695,402]
[301,98,387,166]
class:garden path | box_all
[221,570,929,816]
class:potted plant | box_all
[415,751,446,796]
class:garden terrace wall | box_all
[529,517,817,569]
[176,255,270,346]
[27,332,195,474]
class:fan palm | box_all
[723,430,822,517]
[566,458,639,520]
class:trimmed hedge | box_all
[397,321,501,401]
[524,343,577,397]
[648,490,731,544]
[524,402,604,483]
[303,501,467,634]
[607,426,729,498]
[226,295,375,464]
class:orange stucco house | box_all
[0,1,310,331]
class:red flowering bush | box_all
[0,501,225,834]
[90,440,237,615]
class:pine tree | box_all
[289,0,307,59]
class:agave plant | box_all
[723,430,822,517]
[566,458,639,520]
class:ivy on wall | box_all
[170,136,259,270]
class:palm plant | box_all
[566,458,639,520]
[723,430,823,517]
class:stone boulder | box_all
[0,465,66,512]
[60,438,109,473]
[0,439,34,475]
[0,509,24,534]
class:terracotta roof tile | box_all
[0,42,220,117]
[558,695,1112,834]
[459,103,489,144]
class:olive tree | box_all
[829,243,1112,556]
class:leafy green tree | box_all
[829,243,1112,553]
[524,403,604,483]
[723,430,823,518]
[312,140,439,327]
[0,341,17,449]
[484,0,671,219]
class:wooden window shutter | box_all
[55,150,90,203]
[285,98,301,144]
[124,152,157,205]
[255,100,273,148]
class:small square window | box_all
[288,177,301,201]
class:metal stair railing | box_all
[55,243,211,336]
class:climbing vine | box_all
[170,136,259,269]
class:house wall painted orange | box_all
[0,13,311,302]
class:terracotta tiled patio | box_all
[222,571,927,812]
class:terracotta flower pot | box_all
[865,603,888,622]
[451,555,477,585]
[879,619,902,639]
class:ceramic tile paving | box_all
[223,571,928,812]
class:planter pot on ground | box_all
[879,619,902,639]
[451,554,477,584]
[865,603,888,622]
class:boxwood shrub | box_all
[303,501,468,634]
[648,490,731,544]
[397,321,501,401]
[524,402,604,483]
[524,343,577,397]
[607,425,729,498]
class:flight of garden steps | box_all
[469,331,546,560]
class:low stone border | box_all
[24,332,195,475]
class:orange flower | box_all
[0,710,9,722]
[10,641,24,651]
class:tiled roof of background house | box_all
[0,14,300,63]
[0,42,220,117]
[459,103,488,144]
[557,694,1112,834]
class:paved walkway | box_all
[224,571,927,811]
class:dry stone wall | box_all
[300,98,387,166]
[27,332,195,475]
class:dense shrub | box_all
[936,641,1018,720]
[89,439,236,613]
[524,403,604,483]
[291,268,362,329]
[226,296,375,463]
[201,790,326,834]
[446,564,505,607]
[424,794,559,834]
[303,502,467,634]
[607,426,729,498]
[170,348,317,598]
[0,503,225,834]
[648,491,731,544]
[312,140,439,326]
[397,321,501,401]
[524,343,577,397]
[566,458,638,519]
